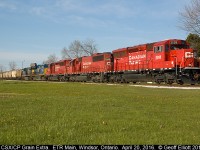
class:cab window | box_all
[170,44,189,50]
[93,55,104,62]
[154,46,163,53]
[59,62,65,66]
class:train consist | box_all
[1,39,200,85]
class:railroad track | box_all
[2,79,200,89]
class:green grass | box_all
[0,80,200,144]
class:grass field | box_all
[0,80,200,144]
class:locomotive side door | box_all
[153,45,165,69]
[165,44,170,61]
[51,64,55,74]
[104,53,113,72]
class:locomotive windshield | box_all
[170,44,189,50]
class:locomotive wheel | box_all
[121,78,125,83]
[168,81,173,85]
[155,80,161,84]
[109,79,114,83]
[165,79,173,85]
[178,80,184,85]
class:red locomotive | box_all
[46,59,71,81]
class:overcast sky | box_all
[0,0,190,70]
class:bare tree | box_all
[179,0,200,35]
[61,39,98,59]
[61,40,85,59]
[69,40,85,58]
[0,64,5,72]
[9,61,17,70]
[61,47,72,59]
[82,39,98,56]
[43,54,58,64]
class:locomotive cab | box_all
[167,40,194,68]
[165,39,200,84]
[149,39,200,84]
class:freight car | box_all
[0,69,22,80]
[0,64,48,81]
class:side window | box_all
[160,46,163,52]
[158,46,161,52]
[154,46,163,53]
[113,51,127,58]
[154,47,157,53]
